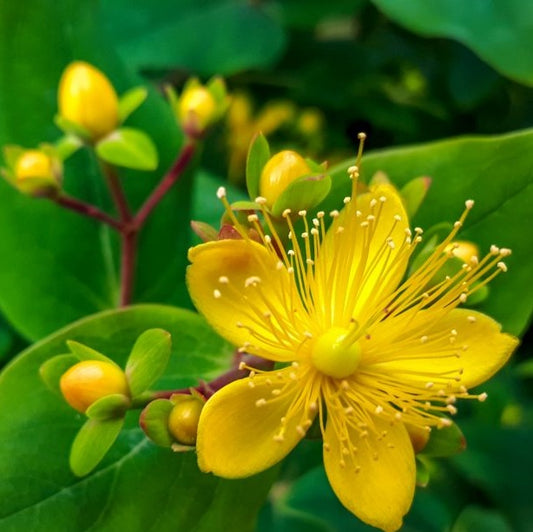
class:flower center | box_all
[310,327,362,379]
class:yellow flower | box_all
[58,61,119,141]
[187,152,517,531]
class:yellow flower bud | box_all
[297,109,323,136]
[167,396,204,446]
[58,61,119,140]
[15,150,54,181]
[178,86,216,137]
[60,360,129,413]
[259,150,311,208]
[12,149,61,196]
[445,240,479,264]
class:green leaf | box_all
[0,0,191,341]
[371,0,533,86]
[326,129,533,336]
[451,505,513,532]
[140,398,174,447]
[118,86,148,122]
[70,417,125,476]
[416,458,430,488]
[0,305,277,530]
[66,340,117,365]
[54,134,83,161]
[39,354,79,395]
[271,173,331,218]
[103,0,286,76]
[400,176,431,219]
[125,328,171,396]
[96,127,159,171]
[85,393,131,421]
[246,132,270,200]
[53,114,91,140]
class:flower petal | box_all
[196,369,308,478]
[323,415,415,532]
[365,308,518,389]
[187,239,306,361]
[315,183,410,326]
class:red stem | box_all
[54,194,123,231]
[133,142,196,228]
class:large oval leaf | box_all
[371,0,533,86]
[0,305,278,531]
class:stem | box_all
[134,142,196,228]
[54,194,123,231]
[100,162,136,307]
[148,354,275,403]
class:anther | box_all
[425,382,434,389]
[459,293,468,303]
[213,289,221,299]
[375,405,383,414]
[282,209,291,218]
[379,196,387,203]
[317,211,325,218]
[255,398,267,407]
[420,335,428,343]
[478,392,488,402]
[273,434,285,443]
[216,186,226,198]
[255,196,267,205]
[394,214,402,221]
[218,276,229,284]
[329,210,339,218]
[370,199,377,208]
[446,405,458,415]
[296,425,306,436]
[497,262,508,272]
[454,221,462,228]
[343,197,351,204]
[245,276,261,287]
[298,210,307,217]
[465,199,474,209]
[247,214,259,223]
[490,245,500,255]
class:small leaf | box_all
[140,398,174,447]
[207,76,228,108]
[190,220,218,242]
[39,354,79,394]
[246,132,270,199]
[95,127,159,171]
[85,393,130,420]
[2,145,24,169]
[401,176,431,218]
[66,340,117,366]
[70,417,124,477]
[54,114,91,140]
[118,86,148,122]
[416,457,430,487]
[125,328,171,397]
[421,421,466,457]
[54,135,83,161]
[271,173,332,218]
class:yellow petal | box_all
[365,308,518,389]
[314,184,409,327]
[196,369,308,478]
[323,415,415,532]
[187,239,306,361]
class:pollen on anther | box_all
[420,335,428,343]
[465,199,474,209]
[478,392,488,402]
[379,196,387,203]
[330,210,339,218]
[497,261,508,272]
[490,245,500,255]
[247,214,259,223]
[255,398,267,407]
[459,293,468,303]
[425,382,434,389]
[298,210,307,217]
[282,209,292,218]
[218,276,229,284]
[216,186,226,199]
[467,316,477,323]
[213,289,221,299]
[245,276,261,287]
[271,389,281,396]
[446,405,458,415]
[343,197,351,204]
[370,199,377,208]
[296,425,306,436]
[375,405,384,414]
[273,434,285,443]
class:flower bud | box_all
[7,148,62,197]
[167,395,204,446]
[259,150,311,208]
[178,86,216,137]
[58,61,119,140]
[60,360,129,413]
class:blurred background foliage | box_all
[0,0,532,531]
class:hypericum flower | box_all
[187,140,517,531]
